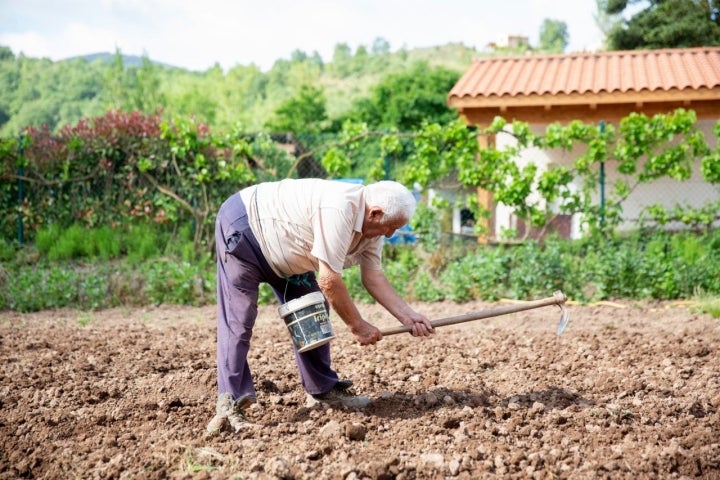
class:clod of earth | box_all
[1,300,719,479]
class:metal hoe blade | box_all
[557,302,570,336]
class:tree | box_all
[135,56,165,112]
[175,86,218,125]
[308,51,324,69]
[539,19,569,53]
[103,49,166,113]
[594,0,623,47]
[371,37,391,56]
[606,0,720,50]
[330,43,353,77]
[264,84,328,134]
[290,49,308,63]
[0,46,14,62]
[346,61,460,131]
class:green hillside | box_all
[0,41,487,137]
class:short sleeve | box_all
[310,206,355,273]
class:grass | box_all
[691,296,720,319]
[183,447,224,473]
[76,312,94,327]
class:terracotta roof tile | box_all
[448,47,720,101]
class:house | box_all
[446,47,720,240]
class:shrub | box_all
[0,238,15,262]
[439,248,509,302]
[126,223,165,264]
[92,226,122,260]
[142,258,213,306]
[3,226,720,313]
[341,266,374,304]
[411,269,445,302]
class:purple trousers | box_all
[214,192,340,400]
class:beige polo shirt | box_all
[240,179,383,278]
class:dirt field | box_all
[1,298,719,479]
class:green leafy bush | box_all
[0,238,15,262]
[2,264,110,312]
[411,270,445,302]
[2,228,720,313]
[91,226,122,260]
[341,266,374,304]
[142,258,213,306]
[126,223,165,264]
[438,246,509,302]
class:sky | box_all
[0,0,607,72]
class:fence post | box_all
[599,120,606,229]
[17,134,24,244]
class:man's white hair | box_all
[364,181,417,221]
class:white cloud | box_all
[0,30,51,58]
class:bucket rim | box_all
[278,291,327,317]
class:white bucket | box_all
[278,292,335,353]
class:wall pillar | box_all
[476,133,495,244]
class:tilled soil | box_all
[1,299,719,479]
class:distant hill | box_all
[65,42,486,73]
[0,41,503,136]
[65,52,177,69]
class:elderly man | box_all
[206,178,433,433]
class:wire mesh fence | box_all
[2,130,719,246]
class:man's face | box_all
[362,208,408,239]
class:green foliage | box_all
[0,237,14,262]
[539,19,570,53]
[3,229,720,312]
[381,261,412,301]
[331,108,719,235]
[2,264,110,312]
[265,84,329,134]
[507,239,572,299]
[35,224,61,256]
[569,230,720,300]
[691,296,720,319]
[641,200,720,232]
[258,283,278,306]
[2,44,720,314]
[142,259,212,306]
[345,61,461,131]
[0,41,480,137]
[32,222,206,266]
[411,270,445,302]
[44,224,89,261]
[409,202,444,251]
[92,225,123,260]
[606,0,720,50]
[0,110,272,249]
[321,148,352,178]
[439,248,509,302]
[125,223,164,264]
[341,266,375,304]
[105,50,166,113]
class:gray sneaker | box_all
[306,381,371,409]
[206,393,255,434]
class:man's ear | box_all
[368,206,384,220]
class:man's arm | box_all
[361,267,434,337]
[317,260,382,346]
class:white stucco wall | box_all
[493,119,719,238]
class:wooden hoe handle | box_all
[380,290,569,336]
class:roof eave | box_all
[447,87,720,109]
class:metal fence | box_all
[3,131,719,246]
